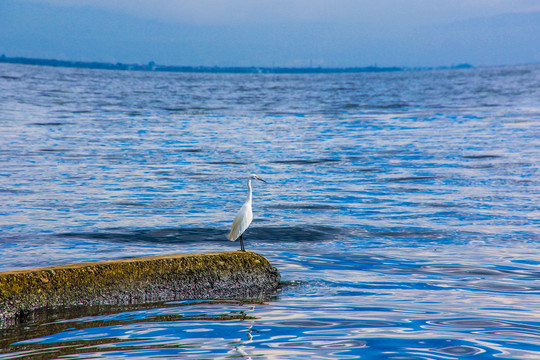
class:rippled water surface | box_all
[1,63,540,359]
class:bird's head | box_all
[250,174,267,183]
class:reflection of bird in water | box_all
[231,305,257,359]
[228,174,266,251]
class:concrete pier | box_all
[0,251,280,325]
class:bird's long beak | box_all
[256,177,267,183]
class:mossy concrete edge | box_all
[0,251,280,325]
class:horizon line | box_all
[0,55,474,74]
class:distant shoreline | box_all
[0,55,472,74]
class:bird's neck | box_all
[246,178,253,204]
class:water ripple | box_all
[1,63,540,359]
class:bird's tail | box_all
[228,218,241,241]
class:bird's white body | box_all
[228,198,253,242]
[228,174,265,251]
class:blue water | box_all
[1,63,540,359]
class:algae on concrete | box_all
[0,251,280,325]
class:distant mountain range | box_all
[0,55,472,74]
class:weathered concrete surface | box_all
[0,251,280,325]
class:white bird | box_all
[228,174,266,251]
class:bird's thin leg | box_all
[240,234,245,252]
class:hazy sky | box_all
[1,0,539,67]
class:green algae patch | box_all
[0,251,280,325]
